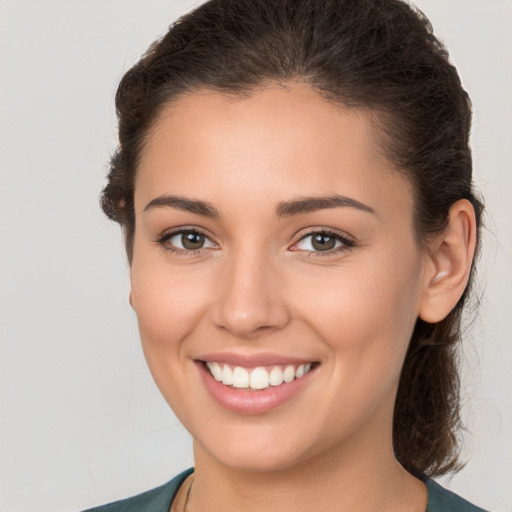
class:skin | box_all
[130,83,476,512]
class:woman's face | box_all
[130,83,430,472]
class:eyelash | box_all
[155,228,356,258]
[155,228,217,257]
[291,230,355,257]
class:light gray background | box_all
[1,1,511,511]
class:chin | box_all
[194,426,315,473]
[208,448,306,473]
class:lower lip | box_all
[196,362,317,415]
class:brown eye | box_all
[163,230,216,252]
[293,230,354,255]
[311,233,336,251]
[181,231,205,250]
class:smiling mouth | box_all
[203,361,318,391]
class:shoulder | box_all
[426,478,488,512]
[82,468,194,512]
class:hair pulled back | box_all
[102,0,483,477]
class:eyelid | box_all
[154,225,355,257]
[290,228,356,255]
[155,226,218,254]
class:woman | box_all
[86,0,487,510]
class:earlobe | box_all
[419,199,477,324]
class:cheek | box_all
[129,256,213,426]
[296,248,423,373]
[291,254,423,437]
[131,252,208,339]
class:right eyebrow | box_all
[143,195,220,219]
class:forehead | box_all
[135,83,413,222]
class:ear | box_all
[418,199,477,323]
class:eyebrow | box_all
[144,195,220,218]
[276,194,375,217]
[143,193,375,218]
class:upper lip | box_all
[196,352,317,368]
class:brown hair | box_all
[102,0,483,477]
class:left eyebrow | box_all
[276,194,376,217]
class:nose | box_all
[211,249,291,340]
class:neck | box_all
[187,423,426,512]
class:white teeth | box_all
[250,367,269,390]
[232,366,250,388]
[283,365,295,383]
[206,362,314,390]
[221,365,233,385]
[269,366,284,386]
[206,362,222,381]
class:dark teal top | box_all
[83,468,488,512]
